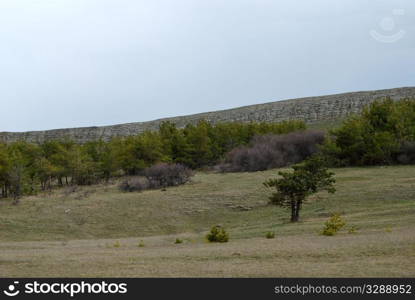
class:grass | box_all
[0,165,414,277]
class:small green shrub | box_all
[348,226,358,234]
[265,231,275,239]
[206,225,229,243]
[322,227,337,236]
[322,214,346,236]
[174,238,183,244]
[138,240,145,247]
[113,241,121,248]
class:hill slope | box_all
[0,165,414,276]
[1,87,415,143]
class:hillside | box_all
[1,86,415,143]
[0,166,414,277]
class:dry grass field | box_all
[0,165,414,277]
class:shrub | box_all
[396,141,415,164]
[118,176,150,192]
[113,241,121,248]
[143,163,193,189]
[265,231,275,239]
[322,214,346,236]
[174,238,183,244]
[74,189,94,200]
[206,225,229,243]
[217,130,325,172]
[118,163,193,192]
[138,240,145,247]
[62,185,79,197]
[348,226,358,234]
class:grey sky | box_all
[1,0,414,132]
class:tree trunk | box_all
[47,177,52,191]
[290,197,303,222]
[291,212,299,222]
[12,184,20,205]
[12,195,20,205]
[30,177,35,194]
[290,200,297,222]
[295,199,302,221]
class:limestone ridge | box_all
[1,87,415,144]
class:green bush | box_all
[174,238,183,244]
[265,231,275,239]
[206,225,229,243]
[348,226,358,234]
[138,240,145,247]
[322,214,346,236]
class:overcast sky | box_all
[1,0,414,132]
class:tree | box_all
[0,143,10,197]
[35,157,56,191]
[263,156,336,222]
[43,140,76,185]
[6,143,30,204]
[83,140,119,182]
[183,121,214,168]
[325,97,415,166]
[159,121,193,166]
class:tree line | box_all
[322,97,415,166]
[0,120,305,202]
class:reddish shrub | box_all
[396,141,415,164]
[217,130,325,172]
[143,163,193,189]
[118,177,150,192]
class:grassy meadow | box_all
[0,165,414,277]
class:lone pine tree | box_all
[264,155,336,222]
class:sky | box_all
[0,0,414,132]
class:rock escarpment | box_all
[1,87,414,144]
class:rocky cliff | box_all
[1,87,415,143]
